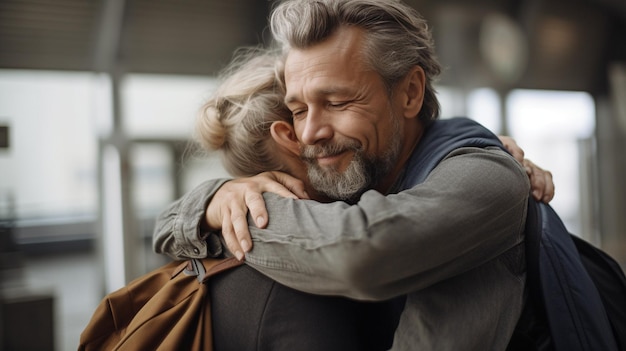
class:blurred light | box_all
[437,86,502,135]
[538,17,578,63]
[609,63,626,133]
[508,90,595,139]
[437,86,467,118]
[507,89,596,235]
[479,13,528,85]
[93,73,113,137]
[102,145,125,293]
[122,74,218,139]
[468,88,501,133]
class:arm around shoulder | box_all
[152,178,231,260]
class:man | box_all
[155,1,553,349]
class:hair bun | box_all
[196,100,227,151]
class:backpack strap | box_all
[182,257,244,283]
[525,199,543,312]
[396,117,505,188]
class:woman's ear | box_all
[270,121,300,156]
[400,65,425,119]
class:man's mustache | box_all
[300,140,361,162]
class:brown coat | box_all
[78,257,242,351]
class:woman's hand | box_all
[206,171,308,260]
[498,135,555,203]
[523,158,555,203]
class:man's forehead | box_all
[284,27,366,74]
[284,49,368,103]
[284,48,346,75]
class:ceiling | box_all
[0,0,271,75]
[0,0,624,93]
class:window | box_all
[0,70,102,221]
[437,86,596,236]
[507,89,596,235]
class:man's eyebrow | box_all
[285,87,352,105]
[284,95,299,105]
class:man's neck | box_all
[375,120,424,194]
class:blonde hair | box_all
[195,48,292,177]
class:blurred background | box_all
[0,0,624,350]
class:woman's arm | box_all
[153,178,230,260]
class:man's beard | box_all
[300,128,402,204]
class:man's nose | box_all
[300,108,333,145]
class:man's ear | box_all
[399,65,426,119]
[270,121,300,156]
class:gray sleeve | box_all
[243,147,530,300]
[152,178,230,260]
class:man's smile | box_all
[315,150,354,168]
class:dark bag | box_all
[78,257,242,351]
[518,199,626,351]
[572,234,626,350]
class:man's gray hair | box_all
[270,0,442,124]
